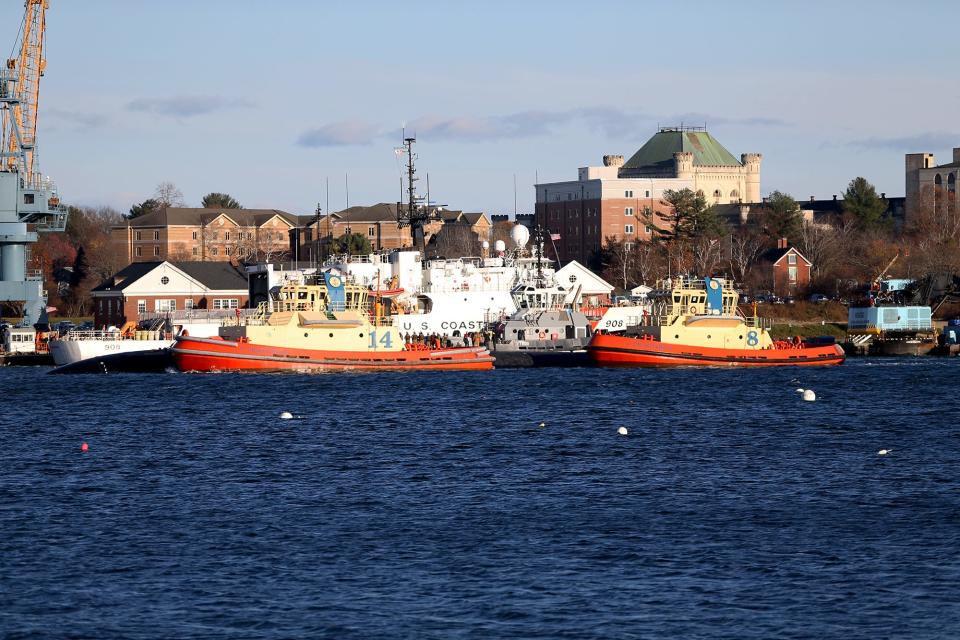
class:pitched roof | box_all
[329,203,400,223]
[762,246,812,266]
[174,262,248,290]
[462,212,489,225]
[622,128,741,173]
[119,207,299,228]
[91,261,247,293]
[91,262,161,292]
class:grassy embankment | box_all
[738,302,848,340]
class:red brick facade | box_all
[536,197,671,264]
[769,246,812,295]
[93,293,250,328]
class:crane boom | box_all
[0,0,65,328]
[4,0,46,178]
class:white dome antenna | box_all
[511,225,530,247]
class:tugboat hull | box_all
[588,334,845,367]
[172,336,494,372]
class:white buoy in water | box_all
[618,426,629,436]
[279,411,294,420]
[802,389,816,402]
[538,421,546,428]
[878,449,891,456]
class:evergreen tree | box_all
[758,191,802,241]
[330,232,372,255]
[127,198,160,219]
[201,192,243,209]
[842,177,889,230]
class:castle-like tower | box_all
[741,153,763,203]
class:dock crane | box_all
[0,0,67,326]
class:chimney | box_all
[954,147,960,164]
[832,195,837,201]
[777,237,787,249]
[881,192,886,199]
[809,196,815,202]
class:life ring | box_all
[538,330,546,340]
[688,306,696,314]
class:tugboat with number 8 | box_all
[587,276,844,367]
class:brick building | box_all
[111,207,300,264]
[90,261,249,327]
[291,203,490,261]
[535,126,761,263]
[762,241,812,295]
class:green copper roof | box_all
[622,129,741,171]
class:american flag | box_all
[550,233,561,241]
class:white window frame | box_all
[185,299,194,310]
[155,299,176,312]
[137,300,146,314]
[625,207,634,217]
[213,298,239,310]
[625,190,633,198]
[625,224,635,234]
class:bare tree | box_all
[797,220,842,280]
[154,181,185,208]
[905,186,960,273]
[428,224,481,258]
[728,225,769,285]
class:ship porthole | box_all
[707,335,711,339]
[359,333,364,338]
[329,333,334,338]
[739,335,743,339]
[304,333,308,338]
[675,335,679,339]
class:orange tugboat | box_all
[171,273,494,372]
[588,276,844,367]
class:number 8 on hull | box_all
[587,277,844,368]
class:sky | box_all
[5,0,959,217]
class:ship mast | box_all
[395,135,438,255]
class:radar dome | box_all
[511,225,530,247]
[494,240,506,252]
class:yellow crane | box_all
[0,0,65,328]
[2,0,47,179]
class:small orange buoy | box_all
[80,442,89,452]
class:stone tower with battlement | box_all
[673,152,695,181]
[741,153,763,203]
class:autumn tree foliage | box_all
[30,205,125,316]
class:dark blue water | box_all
[2,360,959,639]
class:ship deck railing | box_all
[141,309,258,323]
[56,330,135,341]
